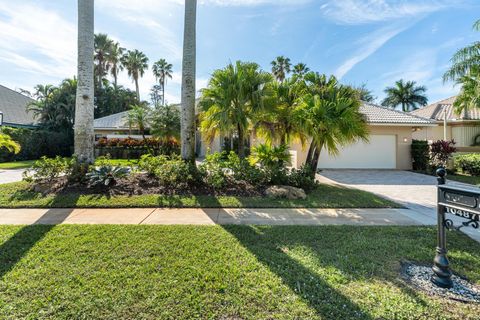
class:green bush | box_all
[23,156,73,183]
[138,154,197,188]
[198,153,229,189]
[287,165,318,191]
[249,144,291,185]
[411,140,429,171]
[455,154,480,176]
[224,152,266,186]
[0,127,72,162]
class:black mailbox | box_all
[432,168,480,288]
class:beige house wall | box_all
[412,124,452,143]
[412,122,480,148]
[286,125,415,170]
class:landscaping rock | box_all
[265,185,307,200]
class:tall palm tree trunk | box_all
[162,80,166,106]
[134,77,140,101]
[74,0,95,163]
[181,0,197,162]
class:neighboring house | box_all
[411,96,480,152]
[0,84,38,128]
[94,102,436,170]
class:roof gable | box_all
[0,85,37,126]
[410,96,480,121]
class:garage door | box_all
[318,135,396,169]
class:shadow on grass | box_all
[221,225,480,319]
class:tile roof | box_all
[410,96,480,121]
[0,84,37,127]
[360,103,435,125]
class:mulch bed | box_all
[32,174,266,197]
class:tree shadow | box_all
[222,225,374,319]
[0,208,74,278]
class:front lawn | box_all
[0,181,398,208]
[0,160,36,170]
[0,225,478,319]
[447,173,480,186]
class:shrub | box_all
[224,152,266,186]
[454,154,480,176]
[411,140,429,171]
[198,153,229,189]
[429,140,457,169]
[95,137,180,159]
[249,144,291,185]
[0,127,72,162]
[287,165,318,191]
[138,154,196,188]
[23,156,73,183]
[86,166,130,187]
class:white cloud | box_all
[0,1,76,80]
[201,0,311,6]
[321,0,460,25]
[334,23,410,79]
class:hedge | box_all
[0,127,72,162]
[454,154,480,176]
[95,137,180,159]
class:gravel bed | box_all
[402,262,480,303]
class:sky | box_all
[0,0,479,106]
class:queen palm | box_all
[297,78,369,175]
[153,59,173,105]
[126,104,151,139]
[381,79,428,112]
[200,61,273,158]
[271,56,291,82]
[181,0,197,162]
[94,33,113,89]
[108,41,125,87]
[121,49,149,101]
[443,19,480,82]
[453,66,480,114]
[74,0,95,163]
[254,77,307,146]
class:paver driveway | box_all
[317,170,480,241]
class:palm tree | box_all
[296,77,369,175]
[443,19,480,82]
[292,63,310,78]
[271,56,291,82]
[200,61,273,158]
[181,0,197,162]
[353,83,376,103]
[94,33,113,89]
[453,66,480,114]
[126,104,151,139]
[121,49,149,101]
[152,59,173,105]
[254,77,307,146]
[108,41,125,87]
[74,0,95,163]
[381,80,428,112]
[0,133,21,154]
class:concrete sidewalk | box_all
[0,207,430,226]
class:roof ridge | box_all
[363,102,434,122]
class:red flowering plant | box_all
[429,140,457,169]
[106,138,121,147]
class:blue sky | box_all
[0,0,478,105]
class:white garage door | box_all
[318,135,396,169]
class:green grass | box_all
[0,181,399,209]
[448,173,480,186]
[0,160,36,170]
[0,225,478,319]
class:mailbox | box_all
[432,168,480,288]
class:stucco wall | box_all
[412,124,452,143]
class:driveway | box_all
[317,170,480,241]
[0,169,24,184]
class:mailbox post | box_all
[432,168,480,288]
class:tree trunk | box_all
[113,70,118,87]
[135,77,140,101]
[237,124,245,159]
[309,147,321,176]
[180,0,197,162]
[74,0,95,163]
[162,80,166,106]
[305,142,316,167]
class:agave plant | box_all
[87,165,130,187]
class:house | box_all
[0,84,38,128]
[94,102,436,170]
[411,96,480,152]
